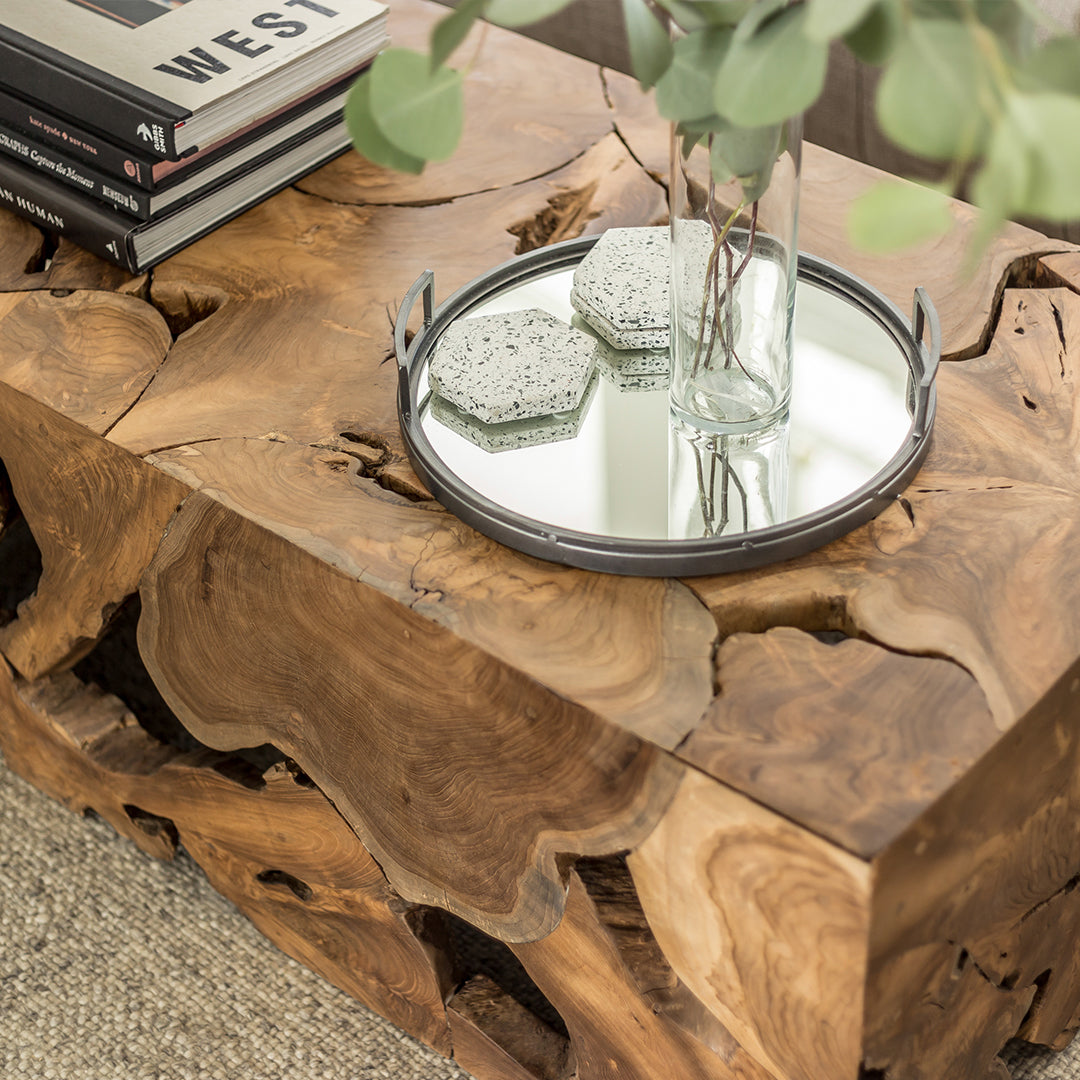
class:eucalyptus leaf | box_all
[708,121,782,202]
[1002,92,1080,219]
[486,0,575,28]
[731,0,787,45]
[654,0,709,32]
[430,0,487,71]
[846,180,953,252]
[680,127,706,158]
[970,113,1029,222]
[714,5,828,126]
[876,18,991,161]
[656,27,734,123]
[805,0,878,43]
[344,74,427,174]
[1017,36,1080,96]
[680,113,727,134]
[368,49,464,161]
[843,0,901,65]
[622,0,674,89]
[974,0,1033,53]
[656,1,751,31]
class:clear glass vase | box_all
[669,117,802,432]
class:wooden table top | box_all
[0,0,1077,855]
[5,3,1080,1077]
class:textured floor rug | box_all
[0,751,1074,1080]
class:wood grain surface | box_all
[143,437,715,748]
[512,869,776,1080]
[136,488,684,944]
[0,659,454,1052]
[0,386,186,679]
[679,627,997,856]
[300,0,619,206]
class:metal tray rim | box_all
[394,234,941,577]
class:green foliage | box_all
[430,0,487,70]
[347,0,1080,248]
[622,0,674,89]
[713,5,828,125]
[847,179,953,251]
[367,48,464,161]
[876,18,991,160]
[656,27,734,122]
[804,0,878,42]
[709,120,782,200]
[343,66,426,174]
[997,92,1080,219]
[654,1,752,32]
[1018,35,1080,95]
[843,1,901,65]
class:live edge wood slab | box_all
[2,4,1080,1079]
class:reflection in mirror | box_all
[419,265,913,544]
[669,413,789,540]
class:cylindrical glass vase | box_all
[669,117,802,432]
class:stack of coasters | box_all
[570,314,669,393]
[429,307,597,426]
[570,227,672,359]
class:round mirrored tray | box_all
[395,236,940,577]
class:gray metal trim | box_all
[395,235,940,577]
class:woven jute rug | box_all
[0,751,1075,1080]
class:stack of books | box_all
[0,0,388,273]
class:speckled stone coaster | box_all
[429,373,598,453]
[570,226,670,350]
[596,357,671,393]
[570,314,669,375]
[429,308,596,425]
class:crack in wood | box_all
[950,251,1076,362]
[600,67,668,192]
[1050,297,1069,377]
[18,224,58,276]
[508,182,602,255]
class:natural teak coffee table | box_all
[2,3,1080,1078]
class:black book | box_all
[0,68,363,191]
[0,111,352,273]
[0,72,362,219]
[0,0,386,159]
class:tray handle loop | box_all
[395,270,435,373]
[911,286,941,441]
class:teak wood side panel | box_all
[136,487,685,945]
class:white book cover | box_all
[0,0,387,153]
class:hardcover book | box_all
[0,71,363,219]
[0,0,387,159]
[0,111,353,272]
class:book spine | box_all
[0,153,136,272]
[0,29,186,159]
[0,85,158,189]
[0,126,150,219]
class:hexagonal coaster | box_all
[429,372,598,453]
[570,314,669,376]
[597,357,671,393]
[570,226,670,349]
[429,308,597,425]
